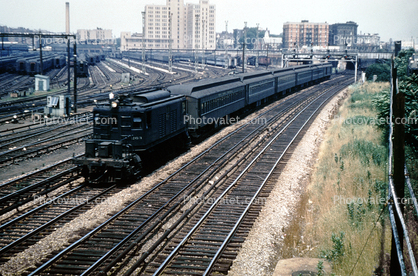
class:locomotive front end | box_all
[74,93,142,184]
[75,138,141,183]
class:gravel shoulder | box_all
[227,86,349,276]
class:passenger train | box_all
[74,63,332,183]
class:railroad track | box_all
[0,75,32,97]
[0,111,91,141]
[0,183,122,265]
[20,75,352,276]
[150,79,353,276]
[0,155,82,217]
[0,114,91,148]
[0,58,198,119]
[0,123,91,167]
[112,58,196,88]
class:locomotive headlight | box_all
[111,101,118,108]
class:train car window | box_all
[133,116,142,129]
[121,117,131,127]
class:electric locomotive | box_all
[74,89,189,183]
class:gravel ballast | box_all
[227,87,348,276]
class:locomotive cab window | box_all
[133,116,143,129]
[121,116,131,127]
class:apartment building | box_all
[122,0,215,50]
[283,20,329,49]
[185,0,216,49]
[77,28,113,43]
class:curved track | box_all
[17,75,353,276]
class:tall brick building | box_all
[282,20,329,49]
[123,0,215,50]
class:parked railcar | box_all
[54,55,66,68]
[16,58,28,74]
[86,54,96,65]
[205,55,227,67]
[76,60,89,77]
[15,53,60,75]
[259,56,271,66]
[25,56,54,76]
[0,56,22,73]
[247,56,271,66]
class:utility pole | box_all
[354,54,358,83]
[168,12,173,73]
[73,42,77,113]
[202,19,206,67]
[256,24,259,68]
[142,11,146,73]
[242,22,247,73]
[195,14,199,72]
[39,34,43,75]
[266,44,269,70]
[66,1,71,116]
[64,37,71,116]
[225,21,229,69]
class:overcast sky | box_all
[0,0,417,42]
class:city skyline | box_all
[0,0,417,42]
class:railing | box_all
[387,56,418,275]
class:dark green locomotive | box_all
[74,90,189,183]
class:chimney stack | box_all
[65,2,70,34]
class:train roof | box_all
[241,74,276,85]
[133,90,170,103]
[94,92,184,112]
[167,75,243,98]
[238,70,273,81]
[167,63,332,98]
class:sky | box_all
[0,0,417,42]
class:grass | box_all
[303,82,392,275]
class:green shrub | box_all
[320,232,346,264]
[339,139,387,166]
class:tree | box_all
[395,48,415,81]
[238,27,265,50]
[399,73,418,150]
[372,49,418,151]
[365,61,391,82]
